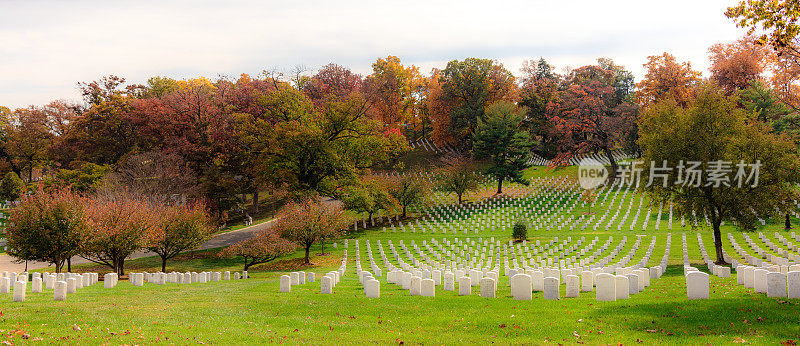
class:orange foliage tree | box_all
[364,56,424,131]
[636,53,702,108]
[708,36,767,93]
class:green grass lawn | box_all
[4,169,800,344]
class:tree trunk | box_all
[402,205,407,219]
[785,213,792,230]
[304,245,311,264]
[321,240,325,255]
[244,258,250,271]
[603,146,618,185]
[496,176,504,195]
[253,190,260,215]
[119,258,126,276]
[67,258,71,272]
[457,193,463,204]
[161,256,167,273]
[712,218,727,265]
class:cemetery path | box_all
[0,218,277,272]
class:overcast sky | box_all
[0,0,745,108]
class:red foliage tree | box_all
[274,196,349,264]
[220,230,295,271]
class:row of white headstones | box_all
[707,231,800,298]
[280,235,680,300]
[279,247,349,294]
[0,269,249,302]
[400,179,682,235]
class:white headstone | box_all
[410,276,422,296]
[511,274,532,300]
[686,271,709,300]
[421,279,436,297]
[12,281,25,302]
[280,275,291,293]
[543,277,560,300]
[480,277,496,298]
[66,278,77,294]
[595,273,616,301]
[615,275,629,300]
[458,276,471,296]
[767,272,788,298]
[444,272,455,291]
[54,281,67,301]
[366,279,380,298]
[565,275,580,298]
[788,271,800,299]
[581,271,593,292]
[31,277,42,293]
[321,276,333,294]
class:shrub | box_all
[0,171,24,202]
[512,220,527,242]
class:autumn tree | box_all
[237,86,408,196]
[473,101,535,194]
[54,76,141,166]
[275,196,349,264]
[436,153,480,204]
[637,53,702,108]
[6,106,54,181]
[302,63,363,104]
[6,188,87,272]
[365,56,423,131]
[708,36,767,93]
[147,202,215,272]
[548,64,638,179]
[220,230,296,270]
[427,58,517,150]
[639,82,800,264]
[727,0,800,52]
[81,194,154,275]
[518,58,562,158]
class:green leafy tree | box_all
[428,58,517,150]
[437,154,480,204]
[46,162,111,193]
[388,168,430,218]
[473,101,536,194]
[238,87,409,196]
[0,171,24,201]
[639,82,800,264]
[340,175,397,223]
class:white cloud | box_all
[0,0,746,108]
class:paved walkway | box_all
[0,219,276,272]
